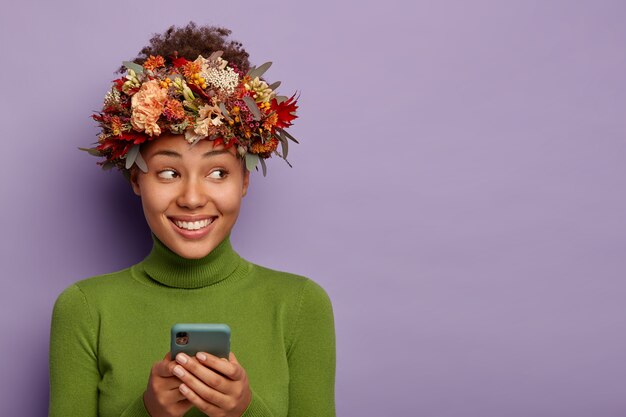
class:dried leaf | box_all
[208,50,223,61]
[135,149,148,172]
[218,102,232,121]
[277,133,288,158]
[248,61,272,79]
[245,153,260,171]
[243,96,262,121]
[78,147,102,157]
[125,144,140,169]
[278,128,299,144]
[259,156,267,177]
[268,81,281,91]
[123,61,144,75]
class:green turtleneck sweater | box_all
[48,234,336,417]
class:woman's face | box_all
[130,133,250,259]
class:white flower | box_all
[202,67,240,94]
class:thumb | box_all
[229,351,239,364]
[154,352,174,378]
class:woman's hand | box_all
[172,351,252,417]
[144,352,194,417]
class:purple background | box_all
[1,0,625,415]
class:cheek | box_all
[214,185,244,215]
[139,182,173,215]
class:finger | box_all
[174,364,230,408]
[155,362,173,378]
[195,351,244,381]
[154,354,176,378]
[179,384,221,416]
[175,354,233,394]
[159,385,189,403]
[169,398,194,416]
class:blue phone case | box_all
[171,323,231,359]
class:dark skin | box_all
[129,135,252,416]
[144,351,251,417]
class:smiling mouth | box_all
[170,217,216,231]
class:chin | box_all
[170,240,220,259]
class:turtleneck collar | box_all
[140,233,244,289]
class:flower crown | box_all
[81,51,299,176]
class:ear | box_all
[242,168,250,197]
[129,167,142,196]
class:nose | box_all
[176,177,209,209]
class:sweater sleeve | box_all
[48,284,100,417]
[49,284,151,417]
[285,279,337,417]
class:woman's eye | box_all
[208,169,227,179]
[157,169,178,179]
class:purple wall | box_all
[1,1,626,415]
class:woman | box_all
[49,22,336,417]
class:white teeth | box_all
[174,218,213,231]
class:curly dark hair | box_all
[117,21,251,74]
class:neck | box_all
[141,233,244,289]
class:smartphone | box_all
[171,323,231,360]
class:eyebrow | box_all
[148,149,232,159]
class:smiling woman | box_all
[130,134,250,260]
[48,22,335,417]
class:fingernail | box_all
[173,365,185,377]
[197,352,207,361]
[179,384,189,394]
[176,353,188,364]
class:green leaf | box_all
[125,144,140,169]
[123,61,144,75]
[268,81,281,91]
[247,61,272,79]
[278,128,299,144]
[245,153,260,171]
[218,102,232,121]
[259,156,267,177]
[243,96,262,121]
[78,146,102,157]
[276,95,288,104]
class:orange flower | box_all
[110,116,123,136]
[182,61,201,78]
[262,113,278,131]
[250,137,279,158]
[163,99,185,121]
[143,55,165,71]
[130,80,168,136]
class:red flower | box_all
[112,78,125,92]
[97,139,133,161]
[188,83,211,100]
[172,56,189,68]
[213,137,238,149]
[119,131,151,145]
[270,93,299,129]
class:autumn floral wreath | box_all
[81,51,299,176]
